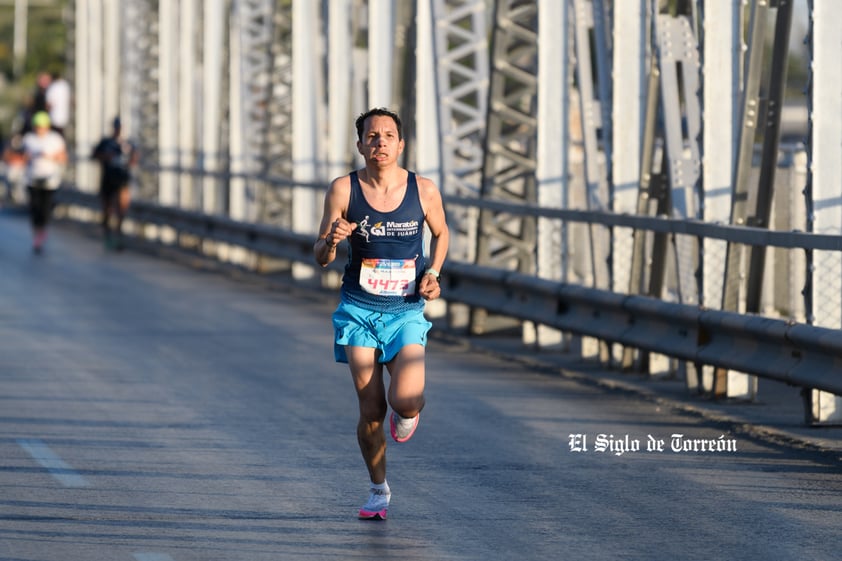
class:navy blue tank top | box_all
[341,170,427,312]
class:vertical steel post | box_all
[73,0,92,192]
[806,0,842,424]
[745,0,794,312]
[120,0,146,143]
[713,0,769,398]
[571,0,611,292]
[103,0,120,129]
[178,0,197,209]
[13,0,28,79]
[697,0,740,392]
[414,0,443,319]
[228,0,249,221]
[715,0,798,400]
[429,0,489,264]
[569,0,613,361]
[535,0,568,347]
[260,1,294,227]
[622,54,662,372]
[611,0,646,298]
[202,0,226,215]
[291,0,321,279]
[473,0,539,334]
[368,0,395,107]
[158,0,179,206]
[657,15,702,307]
[613,0,646,370]
[328,0,354,183]
[720,0,768,315]
[427,0,490,331]
[701,0,740,311]
[415,0,439,186]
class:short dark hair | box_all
[355,107,403,142]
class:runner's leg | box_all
[347,345,388,484]
[386,343,426,419]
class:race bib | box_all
[360,258,416,296]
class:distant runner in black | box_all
[92,117,138,250]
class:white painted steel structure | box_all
[534,0,568,347]
[807,0,842,421]
[62,1,840,421]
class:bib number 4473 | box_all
[360,258,416,297]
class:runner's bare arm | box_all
[418,176,450,300]
[314,176,356,267]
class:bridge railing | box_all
[54,186,842,426]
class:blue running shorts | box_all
[332,300,432,364]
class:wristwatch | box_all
[425,268,440,282]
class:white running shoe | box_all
[359,487,391,520]
[390,411,420,443]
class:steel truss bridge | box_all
[61,0,842,423]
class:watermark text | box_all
[568,433,738,456]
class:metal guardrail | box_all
[443,261,842,396]
[55,188,842,399]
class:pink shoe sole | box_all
[390,412,419,443]
[359,508,388,520]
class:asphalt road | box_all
[1,208,841,561]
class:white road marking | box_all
[17,438,90,488]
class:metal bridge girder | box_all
[571,0,612,292]
[258,0,295,227]
[715,0,794,401]
[430,0,490,263]
[657,14,702,307]
[469,0,539,334]
[476,0,539,276]
[805,0,842,424]
[229,0,275,222]
[622,12,703,375]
